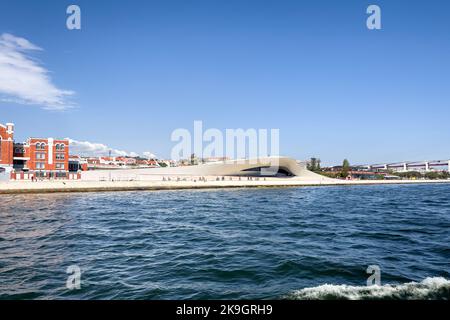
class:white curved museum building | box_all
[81,156,328,181]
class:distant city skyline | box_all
[1,0,449,166]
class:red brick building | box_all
[1,122,72,180]
[24,138,69,178]
[0,123,14,167]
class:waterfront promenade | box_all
[1,177,449,194]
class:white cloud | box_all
[0,33,74,110]
[143,151,157,159]
[67,138,140,157]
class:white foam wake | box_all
[287,277,450,300]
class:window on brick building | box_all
[36,153,45,160]
[36,162,45,169]
[36,143,46,150]
[56,163,65,169]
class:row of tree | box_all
[308,158,351,178]
[308,157,450,180]
[395,171,450,180]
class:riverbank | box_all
[1,178,450,194]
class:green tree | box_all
[396,171,423,179]
[307,158,321,172]
[407,171,422,179]
[307,158,316,171]
[440,171,450,179]
[341,159,350,178]
[425,171,440,180]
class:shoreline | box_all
[1,178,449,195]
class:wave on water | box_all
[287,277,450,300]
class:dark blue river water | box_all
[0,184,449,299]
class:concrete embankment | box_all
[0,178,449,194]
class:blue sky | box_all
[0,0,449,165]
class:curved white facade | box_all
[148,156,309,177]
[81,157,330,181]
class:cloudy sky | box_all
[0,33,74,110]
[0,0,449,164]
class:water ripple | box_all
[0,184,449,299]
